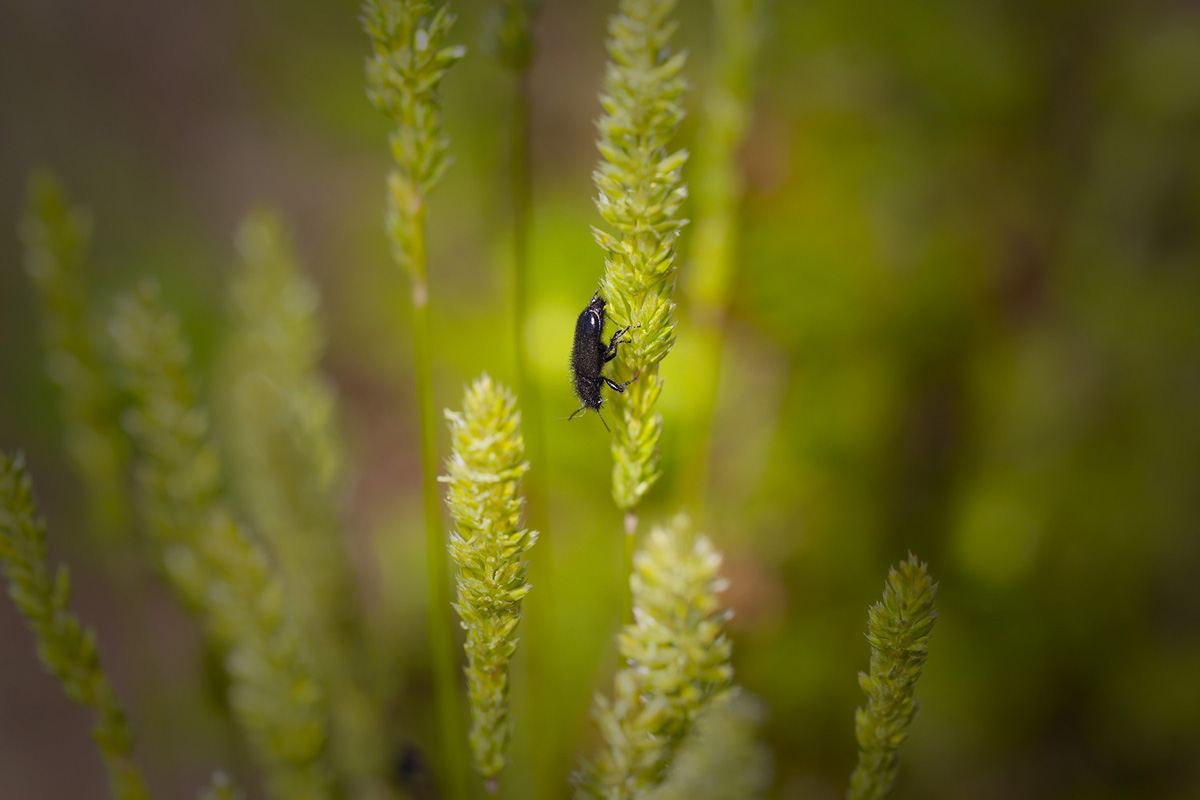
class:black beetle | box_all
[568,291,637,431]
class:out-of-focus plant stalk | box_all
[642,689,772,800]
[19,171,131,543]
[486,3,558,796]
[111,282,335,800]
[574,515,734,799]
[221,209,392,799]
[847,554,939,800]
[362,3,468,798]
[0,452,150,800]
[678,0,763,511]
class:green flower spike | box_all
[593,0,690,512]
[441,374,538,789]
[0,452,150,800]
[19,171,131,541]
[576,516,734,799]
[363,0,466,280]
[110,282,334,800]
[847,553,939,800]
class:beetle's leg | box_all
[603,372,639,393]
[604,324,640,362]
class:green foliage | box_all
[110,282,335,800]
[440,374,537,785]
[643,689,771,800]
[18,171,130,541]
[847,554,939,800]
[484,0,538,71]
[593,0,689,511]
[576,516,733,799]
[363,0,466,279]
[220,209,387,796]
[0,452,150,800]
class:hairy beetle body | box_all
[568,292,636,431]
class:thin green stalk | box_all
[487,1,553,790]
[621,511,637,626]
[678,0,763,512]
[412,248,468,800]
[362,3,468,796]
[510,66,559,800]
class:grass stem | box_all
[410,216,469,800]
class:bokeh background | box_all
[2,0,1199,798]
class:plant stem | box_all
[508,67,558,800]
[409,214,469,800]
[678,0,762,515]
[621,512,637,626]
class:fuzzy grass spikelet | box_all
[220,210,385,795]
[110,282,334,800]
[441,374,537,784]
[643,689,772,800]
[19,171,130,541]
[593,0,689,511]
[110,280,221,607]
[202,510,335,800]
[847,554,939,800]
[363,0,466,278]
[576,516,733,799]
[0,452,150,800]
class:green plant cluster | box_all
[848,554,939,800]
[576,516,733,799]
[2,1,963,797]
[0,453,149,800]
[441,374,537,786]
[18,172,130,540]
[593,0,690,512]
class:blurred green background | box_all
[2,0,1199,798]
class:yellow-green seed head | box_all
[592,0,690,511]
[441,374,538,780]
[576,515,733,799]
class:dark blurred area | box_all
[2,0,1199,798]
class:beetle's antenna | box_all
[596,409,611,432]
[567,406,586,421]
